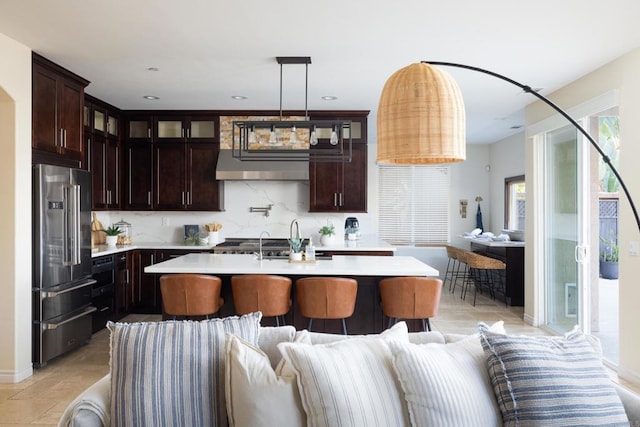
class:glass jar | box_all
[113,219,132,245]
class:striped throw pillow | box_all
[387,336,501,427]
[108,312,261,427]
[278,324,410,427]
[480,329,629,426]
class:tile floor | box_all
[0,288,636,426]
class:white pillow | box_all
[278,324,411,427]
[225,334,305,427]
[294,319,410,345]
[108,313,261,427]
[257,325,297,369]
[387,336,501,427]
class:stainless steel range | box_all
[213,238,307,258]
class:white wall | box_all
[0,33,33,382]
[525,48,640,385]
[488,133,526,234]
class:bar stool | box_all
[451,248,471,297]
[379,277,442,331]
[444,245,460,292]
[231,274,292,326]
[295,277,357,335]
[159,274,224,320]
[463,252,506,306]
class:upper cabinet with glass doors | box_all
[154,115,218,143]
[125,114,218,143]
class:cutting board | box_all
[92,212,105,245]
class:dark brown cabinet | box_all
[309,113,368,213]
[125,142,154,210]
[131,249,160,312]
[154,142,223,210]
[310,143,367,212]
[85,96,122,210]
[32,53,89,167]
[115,252,132,316]
[125,113,223,211]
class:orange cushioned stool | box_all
[379,276,442,331]
[159,274,224,320]
[231,274,292,326]
[295,277,357,335]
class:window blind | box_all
[378,165,450,244]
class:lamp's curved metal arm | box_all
[422,60,640,233]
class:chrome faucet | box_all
[258,230,270,261]
[290,219,302,241]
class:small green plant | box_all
[184,231,202,246]
[600,235,619,262]
[288,237,303,253]
[319,224,335,236]
[102,225,122,236]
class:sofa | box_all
[59,313,640,427]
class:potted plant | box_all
[288,237,303,261]
[600,236,619,280]
[103,225,122,246]
[319,224,336,246]
[184,231,202,246]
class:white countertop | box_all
[464,237,525,248]
[91,236,396,258]
[314,235,396,251]
[144,253,439,277]
[91,242,216,257]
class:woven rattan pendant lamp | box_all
[377,62,466,164]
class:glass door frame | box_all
[528,90,618,335]
[540,123,591,334]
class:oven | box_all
[91,255,115,332]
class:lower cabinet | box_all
[132,249,161,313]
[114,252,132,317]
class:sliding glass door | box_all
[543,124,589,333]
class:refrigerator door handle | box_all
[40,278,96,298]
[41,306,97,330]
[65,184,82,266]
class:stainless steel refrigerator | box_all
[32,164,96,367]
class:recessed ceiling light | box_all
[147,67,159,72]
[321,96,338,101]
[511,125,523,130]
[232,95,248,100]
[143,95,160,100]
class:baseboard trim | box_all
[617,366,640,388]
[0,365,33,384]
[523,313,538,327]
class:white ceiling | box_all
[2,0,640,144]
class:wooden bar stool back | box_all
[231,274,292,326]
[295,277,358,335]
[379,277,443,331]
[159,274,224,319]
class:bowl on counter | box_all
[503,229,524,242]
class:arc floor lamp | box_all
[377,61,640,233]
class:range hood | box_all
[216,150,309,181]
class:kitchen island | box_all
[466,238,525,306]
[146,253,439,334]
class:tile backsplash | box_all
[96,180,371,243]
